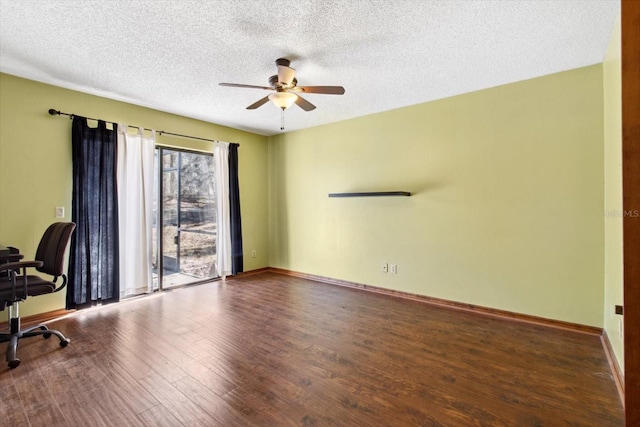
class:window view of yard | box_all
[152,149,217,288]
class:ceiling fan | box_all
[219,58,345,129]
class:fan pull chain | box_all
[280,108,285,130]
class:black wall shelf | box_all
[328,191,411,198]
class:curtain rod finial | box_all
[48,109,60,116]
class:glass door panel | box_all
[153,148,217,289]
[176,151,217,282]
[162,150,180,287]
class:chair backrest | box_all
[34,222,76,277]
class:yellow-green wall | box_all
[0,73,269,317]
[603,15,624,370]
[0,60,616,332]
[269,65,605,327]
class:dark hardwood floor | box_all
[0,272,623,426]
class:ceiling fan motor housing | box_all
[269,74,297,90]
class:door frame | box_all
[622,0,640,424]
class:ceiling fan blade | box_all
[294,95,316,111]
[219,83,273,90]
[277,65,296,86]
[293,86,345,95]
[246,96,270,110]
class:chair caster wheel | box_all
[60,339,70,347]
[43,332,52,339]
[8,359,21,369]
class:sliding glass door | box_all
[152,148,217,289]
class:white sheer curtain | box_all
[117,126,156,297]
[214,141,232,278]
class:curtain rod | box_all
[48,109,237,145]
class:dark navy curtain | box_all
[67,117,119,309]
[229,143,243,275]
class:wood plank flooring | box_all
[0,272,623,426]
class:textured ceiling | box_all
[0,0,620,136]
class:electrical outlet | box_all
[55,206,65,218]
[619,318,623,340]
[390,264,397,274]
[381,263,388,273]
[251,249,257,258]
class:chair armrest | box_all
[0,254,23,263]
[0,247,23,263]
[0,260,44,272]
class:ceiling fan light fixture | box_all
[269,92,298,109]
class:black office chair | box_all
[0,222,76,368]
